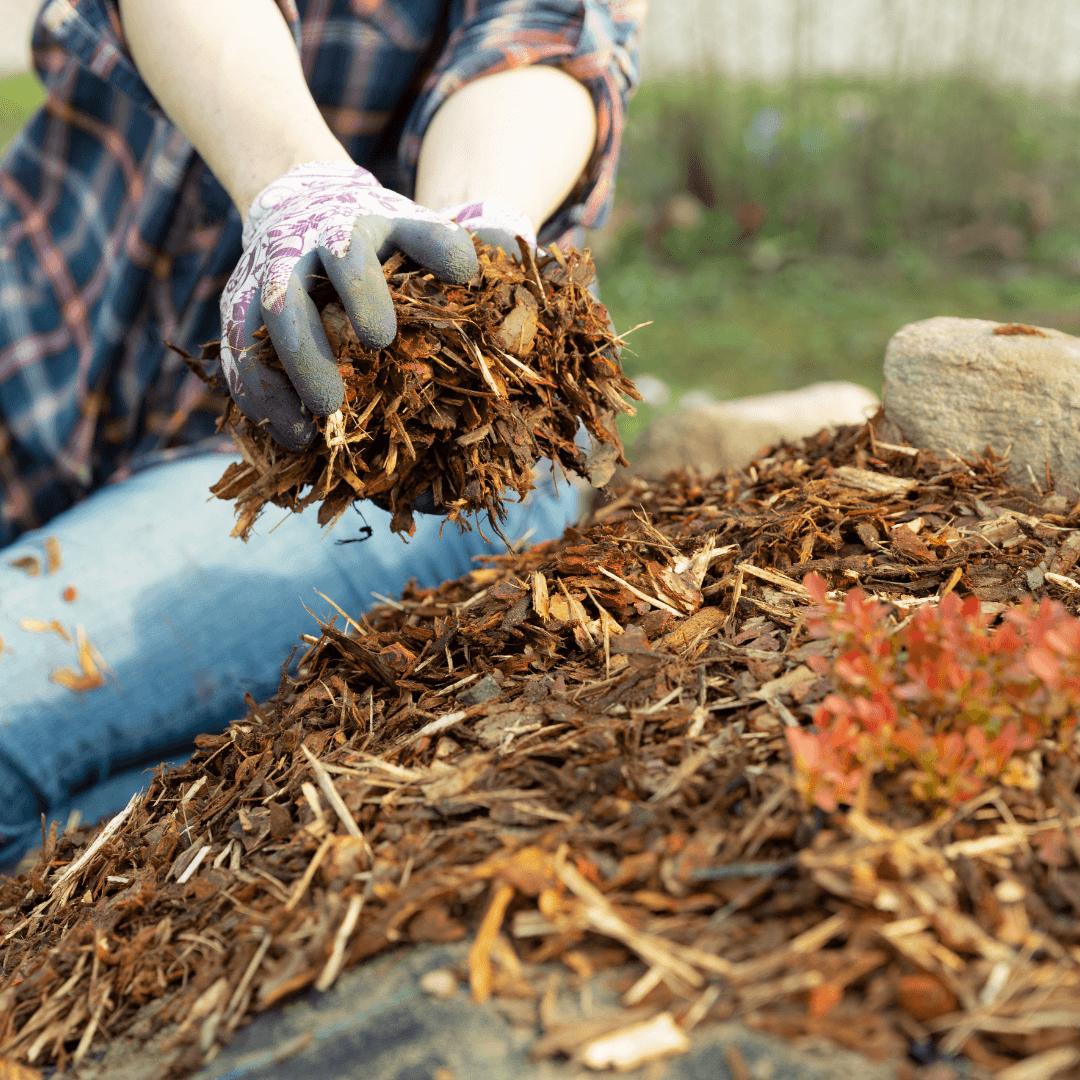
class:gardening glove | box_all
[221,161,479,451]
[439,198,537,257]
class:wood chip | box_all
[831,465,919,495]
[44,537,61,575]
[579,1012,691,1071]
[994,1046,1080,1080]
[302,745,371,856]
[315,894,364,992]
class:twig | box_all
[555,851,703,989]
[315,894,365,992]
[50,792,139,897]
[302,746,372,858]
[597,567,681,616]
[314,589,367,636]
[223,933,273,1033]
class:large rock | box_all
[630,381,879,478]
[882,316,1080,486]
[80,941,901,1080]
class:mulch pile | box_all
[2,420,1080,1079]
[205,240,639,539]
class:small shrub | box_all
[787,574,1080,810]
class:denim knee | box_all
[0,753,42,835]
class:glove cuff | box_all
[242,160,378,248]
[439,199,537,251]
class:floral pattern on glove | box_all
[220,160,459,399]
[439,198,537,251]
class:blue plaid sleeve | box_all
[32,0,160,111]
[399,0,645,243]
[31,0,302,111]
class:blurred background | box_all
[4,0,1080,443]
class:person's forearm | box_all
[415,67,597,234]
[118,0,351,217]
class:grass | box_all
[598,241,1080,444]
[3,70,1080,446]
[594,75,1080,442]
[611,74,1080,256]
[0,72,43,153]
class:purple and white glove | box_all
[220,161,479,450]
[439,198,537,255]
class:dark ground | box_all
[74,943,906,1080]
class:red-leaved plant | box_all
[787,574,1080,810]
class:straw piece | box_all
[315,895,365,993]
[50,793,138,896]
[468,882,515,1004]
[302,746,371,857]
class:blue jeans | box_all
[0,453,577,865]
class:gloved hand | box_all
[439,198,537,256]
[220,161,479,450]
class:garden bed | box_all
[1,421,1078,1079]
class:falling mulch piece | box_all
[44,537,61,576]
[16,619,69,641]
[5,556,40,577]
[201,239,641,539]
[2,418,1080,1079]
[48,625,107,693]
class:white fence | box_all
[4,1,1080,89]
[640,0,1080,89]
[0,0,35,76]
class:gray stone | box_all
[881,316,1080,486]
[457,673,503,706]
[630,382,879,479]
[75,943,905,1080]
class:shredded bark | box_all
[2,420,1079,1079]
[201,240,640,539]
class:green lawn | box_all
[594,72,1080,442]
[0,72,43,152]
[596,241,1080,443]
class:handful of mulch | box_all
[208,240,641,539]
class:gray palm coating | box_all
[248,216,479,448]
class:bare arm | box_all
[118,0,351,217]
[415,66,597,235]
[120,0,596,234]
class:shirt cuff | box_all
[398,0,643,244]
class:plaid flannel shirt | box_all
[0,0,644,543]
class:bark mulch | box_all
[1,421,1079,1079]
[203,240,639,540]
